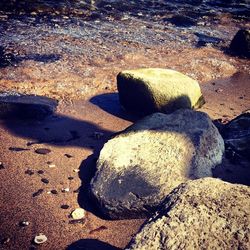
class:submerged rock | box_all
[126,178,250,250]
[117,68,204,116]
[90,109,224,219]
[0,92,58,120]
[230,29,250,58]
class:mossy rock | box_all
[117,68,204,115]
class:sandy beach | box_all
[0,1,249,249]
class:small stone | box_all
[32,189,44,197]
[41,178,49,184]
[50,190,58,195]
[69,219,85,225]
[34,234,47,245]
[71,208,85,220]
[64,154,73,158]
[37,170,44,174]
[61,204,70,209]
[48,164,56,168]
[62,188,70,193]
[0,162,5,170]
[1,237,10,245]
[73,169,80,173]
[35,148,51,155]
[25,169,35,176]
[68,177,74,180]
[19,221,30,227]
[9,147,29,152]
[215,88,223,93]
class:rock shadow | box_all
[77,147,107,219]
[0,95,113,149]
[67,239,121,250]
[89,93,140,122]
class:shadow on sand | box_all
[66,238,121,250]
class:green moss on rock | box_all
[117,68,204,115]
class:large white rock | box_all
[127,178,250,250]
[117,68,204,115]
[90,109,224,219]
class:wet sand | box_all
[0,1,250,249]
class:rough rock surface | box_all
[221,111,250,160]
[230,29,250,58]
[90,109,224,219]
[126,178,250,250]
[0,92,58,119]
[117,68,204,115]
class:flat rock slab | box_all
[90,109,224,219]
[127,178,250,250]
[0,92,58,120]
[117,68,204,115]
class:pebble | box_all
[1,237,10,245]
[69,219,85,225]
[62,188,70,193]
[68,176,74,180]
[34,234,47,245]
[215,88,223,93]
[37,170,44,174]
[35,148,51,155]
[48,164,56,168]
[0,162,5,170]
[71,208,85,220]
[64,154,73,158]
[41,178,49,184]
[32,189,44,197]
[50,190,58,195]
[61,204,70,209]
[25,169,35,176]
[19,221,30,227]
[73,169,80,173]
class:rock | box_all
[19,221,30,227]
[71,208,85,220]
[61,205,70,209]
[0,92,58,120]
[126,178,250,250]
[229,29,250,58]
[34,234,47,245]
[35,148,51,155]
[48,164,56,168]
[90,109,224,219]
[62,188,70,193]
[32,189,44,197]
[0,162,5,170]
[117,68,204,115]
[41,178,49,184]
[220,112,250,160]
